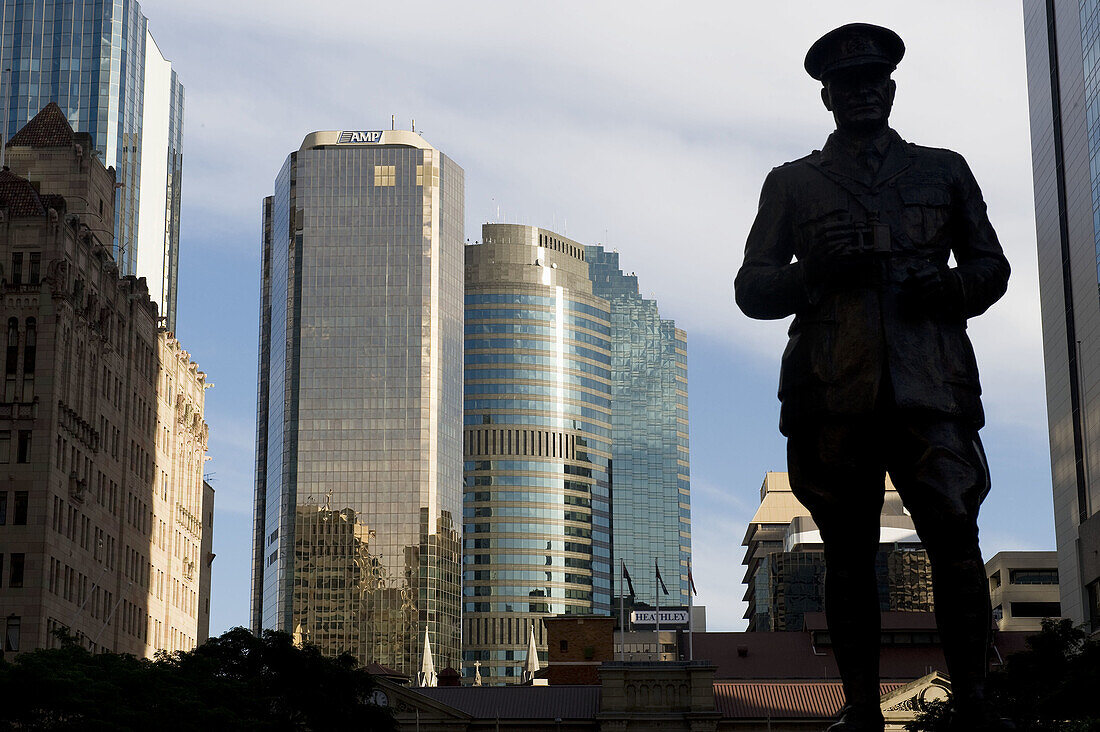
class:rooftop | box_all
[6,102,74,148]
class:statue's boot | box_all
[825,703,885,732]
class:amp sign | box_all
[337,130,384,144]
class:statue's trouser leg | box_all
[788,420,886,712]
[886,416,991,711]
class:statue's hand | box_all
[900,264,964,319]
[802,221,876,289]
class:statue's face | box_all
[820,65,896,134]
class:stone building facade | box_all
[0,104,211,658]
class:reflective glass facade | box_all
[0,1,184,330]
[1023,0,1100,630]
[585,246,691,604]
[253,131,464,675]
[463,224,612,684]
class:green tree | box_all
[907,620,1100,732]
[0,627,397,731]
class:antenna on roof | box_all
[391,114,395,131]
[411,118,415,133]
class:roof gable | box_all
[7,102,75,148]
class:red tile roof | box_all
[6,102,75,148]
[714,681,905,719]
[412,685,601,719]
[693,630,948,681]
[0,170,47,216]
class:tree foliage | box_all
[0,627,397,731]
[907,620,1100,732]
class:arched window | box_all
[5,318,17,401]
[22,318,36,401]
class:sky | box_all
[137,0,1052,635]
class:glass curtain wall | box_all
[254,133,464,677]
[585,245,691,606]
[463,224,612,684]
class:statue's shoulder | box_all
[764,151,820,187]
[772,150,820,172]
[903,141,967,167]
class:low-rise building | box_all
[743,472,933,631]
[986,550,1061,632]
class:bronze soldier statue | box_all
[734,24,1011,732]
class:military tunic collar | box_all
[816,128,913,190]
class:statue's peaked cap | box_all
[805,23,905,81]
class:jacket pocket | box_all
[899,185,952,245]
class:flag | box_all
[621,560,636,597]
[655,558,668,596]
[688,566,698,596]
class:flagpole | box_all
[619,560,625,662]
[655,558,661,660]
[688,566,694,661]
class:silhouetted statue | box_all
[734,23,1012,732]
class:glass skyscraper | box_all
[0,0,184,331]
[464,224,613,684]
[1023,0,1100,631]
[253,130,464,676]
[586,246,691,605]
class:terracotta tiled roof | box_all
[411,685,601,719]
[364,662,409,681]
[0,170,46,216]
[6,102,75,148]
[714,681,905,719]
[693,629,948,681]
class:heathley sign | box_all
[630,609,689,626]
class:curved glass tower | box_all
[463,224,612,684]
[253,130,464,676]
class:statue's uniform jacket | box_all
[734,129,1010,435]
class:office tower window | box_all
[1009,569,1059,585]
[5,319,17,402]
[9,554,24,588]
[4,617,19,652]
[17,431,31,463]
[22,318,35,401]
[12,492,27,525]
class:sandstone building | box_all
[0,104,211,658]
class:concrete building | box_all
[252,129,464,676]
[463,224,613,685]
[585,246,691,606]
[0,105,210,657]
[0,0,185,331]
[986,550,1062,632]
[742,472,933,631]
[1023,0,1100,633]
